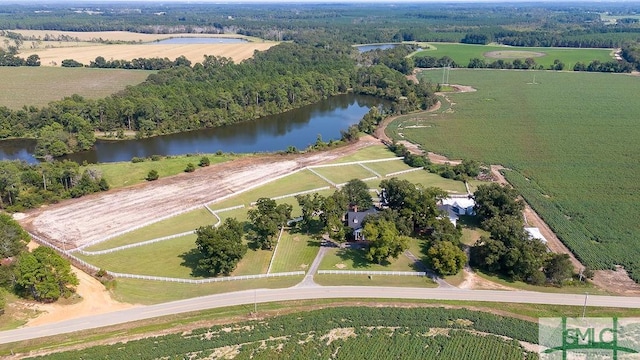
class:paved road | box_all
[1,286,639,345]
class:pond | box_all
[356,44,399,53]
[151,37,248,44]
[0,94,384,164]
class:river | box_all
[0,94,383,164]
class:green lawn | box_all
[327,144,397,163]
[311,164,378,185]
[394,69,640,282]
[78,234,201,278]
[389,170,467,194]
[207,169,329,209]
[0,67,151,109]
[314,274,437,287]
[319,247,419,272]
[474,271,610,295]
[83,154,237,189]
[269,230,320,273]
[413,42,613,69]
[362,159,414,176]
[84,207,215,251]
[111,277,302,305]
[79,233,273,278]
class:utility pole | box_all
[254,289,257,314]
[581,292,588,319]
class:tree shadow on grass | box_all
[335,246,390,268]
[179,248,209,278]
[457,215,482,230]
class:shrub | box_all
[146,170,159,181]
[199,156,211,167]
[131,157,144,163]
[150,154,162,161]
[185,163,196,173]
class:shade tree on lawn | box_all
[248,197,292,250]
[195,218,247,276]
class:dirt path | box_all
[25,265,138,327]
[19,136,379,250]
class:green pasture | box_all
[79,232,273,278]
[207,169,329,209]
[384,170,468,194]
[84,153,237,189]
[319,247,418,271]
[269,230,320,273]
[327,144,397,163]
[413,42,613,69]
[84,207,214,251]
[0,67,151,109]
[111,277,302,305]
[393,68,640,281]
[361,159,413,176]
[314,274,437,287]
[310,164,377,185]
[77,234,201,278]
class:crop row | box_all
[28,307,538,359]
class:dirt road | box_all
[19,137,380,250]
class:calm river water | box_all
[0,94,382,164]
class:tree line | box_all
[0,42,438,157]
[0,214,78,313]
[0,159,109,212]
[415,54,635,73]
[470,183,578,286]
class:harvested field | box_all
[19,137,381,250]
[0,67,150,109]
[11,30,260,43]
[24,42,276,67]
[483,50,546,59]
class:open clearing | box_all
[9,30,263,43]
[483,50,546,59]
[26,42,276,67]
[19,137,381,250]
[9,30,277,66]
[0,67,150,109]
[412,42,613,69]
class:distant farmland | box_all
[0,67,151,109]
[413,42,614,69]
[390,69,640,282]
[7,30,277,67]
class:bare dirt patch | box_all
[457,267,515,291]
[25,264,138,327]
[592,266,640,296]
[19,137,380,250]
[484,50,546,59]
[321,327,356,345]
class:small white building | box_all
[438,197,476,226]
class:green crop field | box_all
[0,67,151,109]
[413,42,613,70]
[390,68,640,282]
[27,307,538,360]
